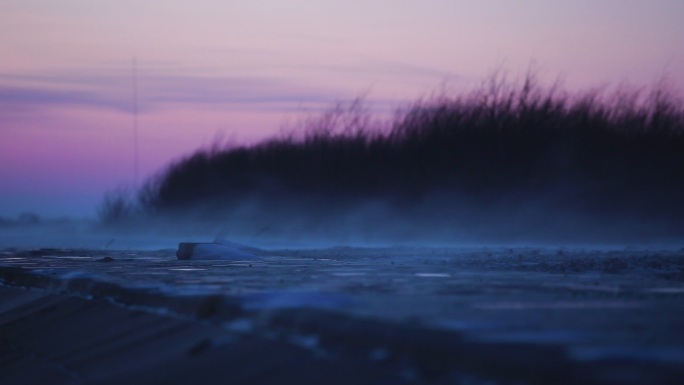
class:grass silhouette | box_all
[100,74,684,243]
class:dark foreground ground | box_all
[1,246,684,384]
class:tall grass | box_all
[99,74,684,241]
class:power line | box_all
[132,57,139,189]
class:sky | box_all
[1,0,683,219]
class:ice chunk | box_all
[176,242,259,260]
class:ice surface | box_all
[2,244,684,384]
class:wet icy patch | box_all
[467,330,592,344]
[570,345,684,364]
[240,291,356,310]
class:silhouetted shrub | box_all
[97,189,138,224]
[99,73,684,241]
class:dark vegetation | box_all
[100,74,684,243]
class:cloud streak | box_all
[0,85,134,114]
[0,69,354,117]
[0,57,453,120]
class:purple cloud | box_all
[0,85,134,114]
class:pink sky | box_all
[1,0,683,218]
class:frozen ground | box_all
[1,245,684,384]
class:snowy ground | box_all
[1,245,684,384]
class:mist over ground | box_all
[90,75,684,247]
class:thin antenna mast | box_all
[132,57,139,189]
